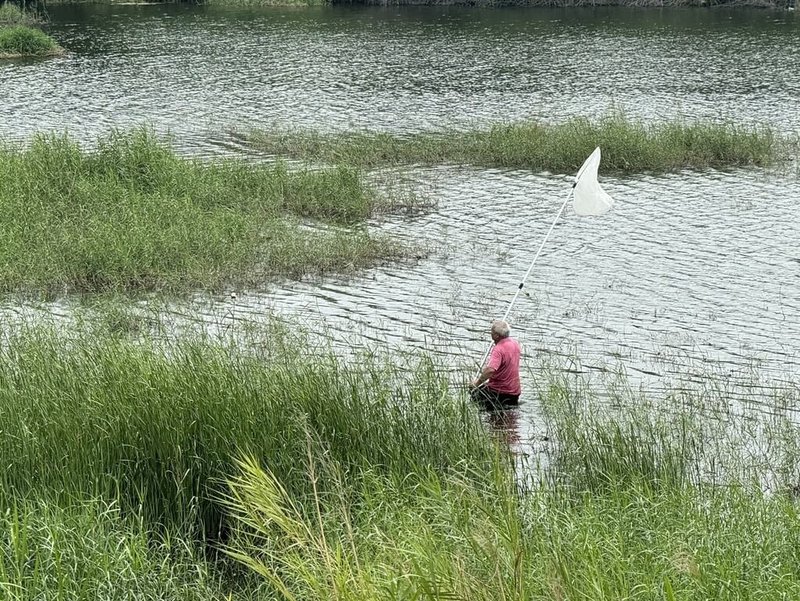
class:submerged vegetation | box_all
[243,115,781,174]
[0,129,422,296]
[1,317,800,599]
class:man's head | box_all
[490,319,510,343]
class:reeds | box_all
[0,323,493,538]
[0,129,418,295]
[243,114,780,173]
[0,3,41,26]
[224,359,800,600]
[6,318,800,598]
[0,501,236,600]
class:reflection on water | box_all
[484,407,523,447]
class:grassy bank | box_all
[0,129,420,296]
[2,321,800,598]
[0,24,63,58]
[42,0,794,6]
[242,115,780,174]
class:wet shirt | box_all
[487,337,521,395]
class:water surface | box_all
[3,4,799,447]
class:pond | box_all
[3,3,799,447]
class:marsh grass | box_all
[0,25,62,57]
[0,129,419,295]
[7,314,800,599]
[243,114,779,173]
[0,323,493,542]
[0,501,240,601]
[204,0,327,6]
[225,361,800,600]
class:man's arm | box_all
[471,365,496,388]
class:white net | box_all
[573,147,614,217]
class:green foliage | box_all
[0,502,227,601]
[203,0,328,6]
[4,318,800,599]
[0,25,58,55]
[0,129,416,295]
[244,114,779,173]
[224,362,800,600]
[0,324,493,540]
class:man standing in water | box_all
[470,320,521,408]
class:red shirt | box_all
[487,337,521,395]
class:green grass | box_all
[0,501,243,601]
[0,322,493,540]
[5,317,800,599]
[242,114,780,174]
[0,129,421,295]
[0,25,61,56]
[224,362,800,600]
[0,320,495,598]
[203,0,327,6]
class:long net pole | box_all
[475,182,577,377]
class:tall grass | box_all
[204,0,327,6]
[243,114,779,173]
[0,323,494,541]
[0,501,242,601]
[7,315,800,599]
[0,129,417,295]
[225,361,800,600]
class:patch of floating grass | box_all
[0,128,421,295]
[0,25,63,58]
[242,114,780,173]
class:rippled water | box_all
[2,4,799,447]
[3,5,799,147]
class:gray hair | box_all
[491,320,510,338]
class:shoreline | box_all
[0,46,65,59]
[41,0,798,8]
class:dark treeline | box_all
[6,0,795,10]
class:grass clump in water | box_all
[0,128,418,295]
[243,114,779,174]
[0,25,62,57]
